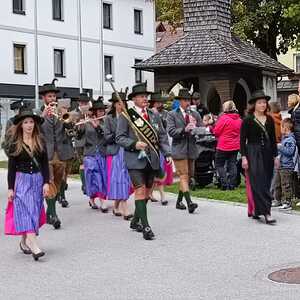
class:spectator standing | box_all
[269,102,282,144]
[274,118,297,210]
[213,101,242,190]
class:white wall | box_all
[38,35,80,87]
[0,0,154,99]
[103,0,155,49]
[0,29,35,85]
[103,44,154,97]
[0,0,35,29]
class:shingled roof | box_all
[137,0,292,75]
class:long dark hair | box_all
[7,118,43,157]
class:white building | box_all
[0,0,155,134]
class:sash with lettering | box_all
[122,107,160,159]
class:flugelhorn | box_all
[74,116,106,126]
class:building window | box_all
[103,3,112,30]
[14,44,26,74]
[296,55,300,74]
[53,0,63,21]
[134,9,143,35]
[135,59,143,83]
[13,0,25,15]
[54,49,65,77]
[104,56,113,80]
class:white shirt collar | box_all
[180,106,186,117]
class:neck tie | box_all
[142,109,149,121]
[185,111,190,124]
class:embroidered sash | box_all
[122,108,160,158]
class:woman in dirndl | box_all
[149,93,173,205]
[104,92,133,220]
[79,98,108,212]
[5,109,49,261]
[240,90,278,225]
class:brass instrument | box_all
[45,102,78,124]
[75,115,106,126]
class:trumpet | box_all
[75,116,106,126]
[44,102,59,118]
[45,102,78,124]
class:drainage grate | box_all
[268,267,300,284]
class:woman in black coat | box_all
[240,91,278,225]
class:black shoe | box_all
[221,185,227,191]
[89,201,99,210]
[150,197,159,203]
[176,202,187,210]
[188,203,198,214]
[113,209,122,217]
[265,215,276,225]
[52,216,61,229]
[130,221,143,232]
[61,199,69,208]
[161,200,168,206]
[228,186,235,191]
[124,214,134,221]
[143,226,155,240]
[20,242,32,255]
[32,251,45,261]
[252,215,260,220]
[100,207,109,213]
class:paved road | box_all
[1,169,300,300]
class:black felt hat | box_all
[77,93,91,102]
[13,109,44,125]
[39,79,60,95]
[109,92,127,102]
[90,99,106,111]
[128,82,152,100]
[248,90,271,104]
[174,88,191,100]
[149,92,169,102]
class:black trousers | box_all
[215,150,238,188]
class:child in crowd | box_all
[274,118,297,210]
[202,113,215,133]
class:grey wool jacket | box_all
[116,108,171,170]
[78,122,106,157]
[104,114,120,156]
[167,108,202,160]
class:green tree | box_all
[155,0,300,60]
[155,0,183,30]
[231,0,300,59]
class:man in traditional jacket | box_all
[116,82,171,240]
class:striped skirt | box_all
[84,154,107,199]
[107,148,133,200]
[5,172,46,236]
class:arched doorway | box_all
[207,87,221,115]
[233,78,251,116]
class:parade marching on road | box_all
[1,170,300,300]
